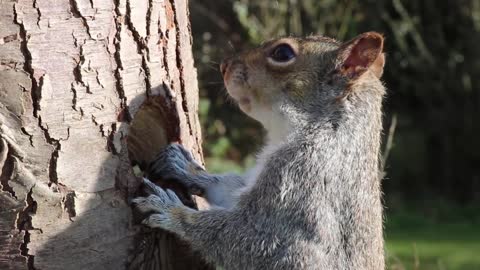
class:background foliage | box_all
[189,1,480,269]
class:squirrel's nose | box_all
[220,57,232,77]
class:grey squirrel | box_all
[133,32,386,270]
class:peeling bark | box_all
[0,0,209,269]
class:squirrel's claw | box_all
[141,178,165,196]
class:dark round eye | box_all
[269,44,296,62]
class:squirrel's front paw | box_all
[147,143,204,181]
[132,178,186,235]
[146,144,206,196]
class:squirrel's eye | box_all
[269,44,296,62]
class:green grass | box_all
[386,214,480,270]
[205,156,255,174]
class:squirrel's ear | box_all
[337,32,385,79]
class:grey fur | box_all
[134,34,386,270]
[133,179,190,237]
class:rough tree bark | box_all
[0,0,213,269]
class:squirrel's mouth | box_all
[224,81,252,112]
[221,58,254,113]
[223,66,248,98]
[237,96,252,112]
[238,96,251,106]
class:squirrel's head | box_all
[221,32,385,131]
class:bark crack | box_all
[72,42,92,94]
[48,143,60,186]
[169,0,194,136]
[107,123,118,154]
[71,83,78,111]
[160,29,171,86]
[0,138,17,199]
[94,69,105,88]
[91,115,99,126]
[125,0,152,95]
[91,117,118,154]
[112,0,129,121]
[1,33,18,44]
[145,0,153,43]
[16,186,38,270]
[69,0,92,38]
[35,116,62,186]
[184,6,203,155]
[32,0,41,28]
[61,188,76,221]
[13,4,42,118]
[20,127,34,147]
[161,0,175,90]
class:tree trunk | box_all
[0,0,212,269]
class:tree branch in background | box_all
[381,114,397,177]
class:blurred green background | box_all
[189,1,480,269]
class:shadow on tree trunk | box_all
[35,88,214,270]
